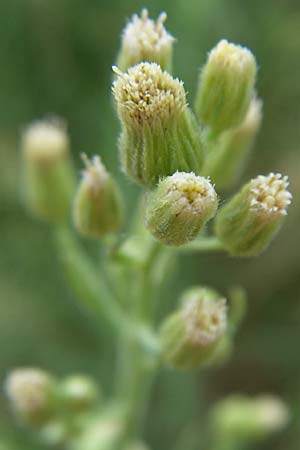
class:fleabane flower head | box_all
[195,39,257,133]
[248,173,291,217]
[145,172,218,246]
[160,287,228,370]
[116,9,175,72]
[113,62,186,129]
[215,173,292,256]
[22,119,69,164]
[182,290,227,346]
[5,368,55,425]
[73,155,124,239]
[112,63,204,187]
[21,118,75,223]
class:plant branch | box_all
[178,236,225,253]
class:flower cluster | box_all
[6,9,293,450]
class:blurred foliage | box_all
[0,0,299,449]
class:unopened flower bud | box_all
[160,287,227,369]
[145,172,218,246]
[73,155,124,239]
[211,394,289,443]
[59,374,100,413]
[195,40,257,134]
[203,98,263,190]
[116,9,174,72]
[5,368,56,425]
[21,118,75,223]
[215,173,292,256]
[112,63,204,187]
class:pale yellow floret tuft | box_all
[182,295,227,345]
[249,173,292,216]
[165,172,217,214]
[112,62,186,125]
[121,9,174,62]
[5,368,50,416]
[209,39,255,74]
[22,119,69,163]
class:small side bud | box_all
[203,98,263,190]
[59,374,100,413]
[73,155,124,239]
[145,172,218,246]
[215,173,292,256]
[211,394,289,443]
[112,63,204,187]
[195,40,257,134]
[21,118,75,223]
[5,368,56,426]
[160,287,227,369]
[116,9,175,72]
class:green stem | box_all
[54,225,126,329]
[53,225,160,358]
[178,236,224,253]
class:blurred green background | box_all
[0,0,299,449]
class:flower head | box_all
[145,172,218,246]
[117,9,174,71]
[160,287,228,369]
[182,291,227,346]
[73,154,124,239]
[195,39,256,133]
[215,173,292,256]
[5,368,54,425]
[22,118,69,164]
[113,62,186,128]
[248,173,292,217]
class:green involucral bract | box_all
[195,39,257,134]
[145,172,218,246]
[160,287,227,369]
[215,173,292,256]
[113,63,204,188]
[73,155,124,239]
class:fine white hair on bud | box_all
[117,9,175,71]
[209,39,254,74]
[145,172,218,246]
[112,62,186,127]
[22,118,69,163]
[5,368,53,423]
[182,296,227,346]
[163,172,217,216]
[249,173,292,216]
[195,39,256,133]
